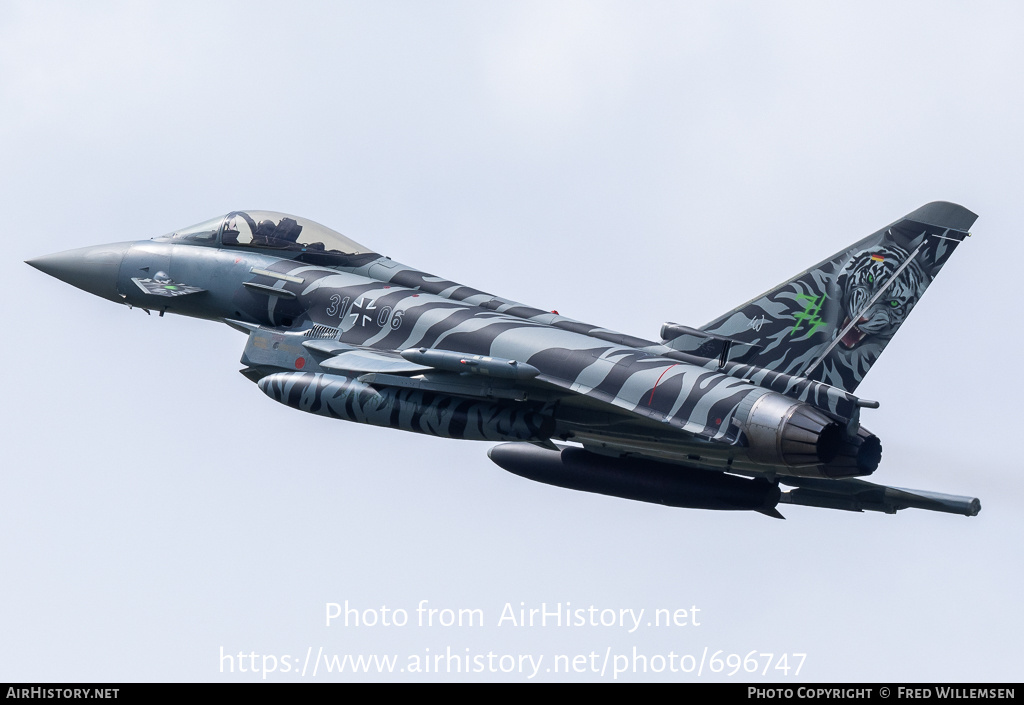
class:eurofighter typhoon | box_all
[27,202,981,518]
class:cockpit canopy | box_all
[157,211,374,257]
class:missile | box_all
[778,477,982,516]
[488,443,783,516]
[400,348,540,380]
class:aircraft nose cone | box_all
[26,242,132,302]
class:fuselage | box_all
[27,205,988,518]
[28,211,877,480]
[119,236,758,451]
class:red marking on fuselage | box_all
[295,357,306,369]
[648,364,678,405]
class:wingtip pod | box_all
[779,477,981,516]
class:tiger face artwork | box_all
[834,245,928,350]
[691,203,972,393]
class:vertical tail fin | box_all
[688,202,977,392]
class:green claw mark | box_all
[790,293,828,337]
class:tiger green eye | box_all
[868,275,874,283]
[890,300,899,307]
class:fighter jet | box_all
[26,203,981,518]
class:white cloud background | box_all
[1,1,1021,682]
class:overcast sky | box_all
[2,1,1022,682]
